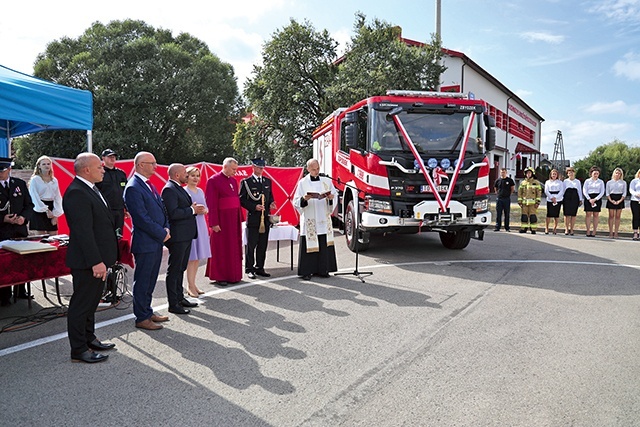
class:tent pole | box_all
[87,130,92,153]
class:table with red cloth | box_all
[0,240,134,306]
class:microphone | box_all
[318,173,329,178]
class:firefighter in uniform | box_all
[96,149,128,237]
[518,166,542,234]
[239,158,276,279]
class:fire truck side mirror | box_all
[345,123,359,148]
[485,128,496,151]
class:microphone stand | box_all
[320,174,373,283]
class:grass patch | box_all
[494,201,636,233]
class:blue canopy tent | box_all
[0,64,93,157]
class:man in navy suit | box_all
[0,156,34,306]
[63,153,118,363]
[161,163,205,314]
[123,152,170,331]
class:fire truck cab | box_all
[312,90,496,251]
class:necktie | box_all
[92,185,107,206]
[146,180,159,198]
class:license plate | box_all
[420,184,448,193]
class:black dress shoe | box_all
[168,306,190,314]
[255,270,271,277]
[316,273,331,278]
[71,350,109,364]
[215,281,229,286]
[87,339,116,351]
[247,272,257,279]
[301,275,312,280]
[179,298,198,308]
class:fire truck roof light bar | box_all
[386,90,468,99]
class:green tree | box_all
[327,13,446,107]
[236,19,337,166]
[573,140,640,183]
[238,13,447,167]
[15,19,241,166]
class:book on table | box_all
[1,240,58,255]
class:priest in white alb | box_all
[293,159,338,280]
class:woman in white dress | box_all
[184,166,210,297]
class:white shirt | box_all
[563,178,584,202]
[605,179,627,197]
[583,178,605,200]
[629,178,640,201]
[544,179,565,202]
[28,175,63,216]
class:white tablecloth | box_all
[242,223,298,245]
[242,222,299,270]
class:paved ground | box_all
[1,228,639,426]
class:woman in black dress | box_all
[563,167,583,235]
[605,167,627,239]
[582,166,605,237]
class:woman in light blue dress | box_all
[184,166,211,297]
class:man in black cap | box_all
[0,157,34,305]
[239,158,276,279]
[96,149,128,237]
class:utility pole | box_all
[551,130,566,171]
[435,0,442,39]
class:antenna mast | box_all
[551,130,566,171]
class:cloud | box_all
[541,119,636,160]
[519,31,565,44]
[613,51,640,80]
[515,89,533,98]
[588,0,640,23]
[582,100,640,116]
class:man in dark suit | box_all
[0,156,34,306]
[239,158,276,279]
[123,152,170,331]
[63,153,118,363]
[161,163,204,314]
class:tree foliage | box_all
[15,19,241,166]
[235,19,337,166]
[573,140,640,183]
[239,14,447,167]
[327,13,446,107]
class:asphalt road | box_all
[1,229,639,426]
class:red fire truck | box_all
[312,90,496,251]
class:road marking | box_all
[2,258,639,358]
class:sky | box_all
[2,0,640,162]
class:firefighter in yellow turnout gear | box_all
[518,167,542,234]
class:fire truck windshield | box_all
[370,109,483,154]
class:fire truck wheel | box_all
[345,200,369,252]
[439,230,471,250]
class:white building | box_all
[403,37,544,185]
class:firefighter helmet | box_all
[524,167,535,175]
